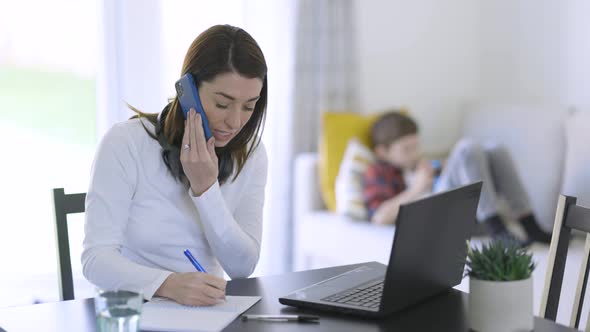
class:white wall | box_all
[355,0,480,154]
[478,0,590,108]
[355,0,590,152]
[563,0,590,107]
[478,1,567,105]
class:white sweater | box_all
[81,118,267,299]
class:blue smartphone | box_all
[175,73,213,140]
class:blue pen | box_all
[183,249,207,273]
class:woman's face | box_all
[198,72,263,147]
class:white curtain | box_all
[264,0,359,273]
[242,0,297,276]
[292,0,359,154]
[97,0,167,139]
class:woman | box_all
[82,25,268,306]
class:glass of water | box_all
[94,290,143,332]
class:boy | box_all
[363,112,552,245]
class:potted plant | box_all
[465,240,536,332]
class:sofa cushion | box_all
[562,110,590,207]
[296,211,395,268]
[462,104,566,232]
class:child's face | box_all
[375,134,420,169]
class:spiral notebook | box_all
[140,296,261,332]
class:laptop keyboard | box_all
[321,280,383,309]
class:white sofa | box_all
[293,105,574,270]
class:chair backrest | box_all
[540,195,590,330]
[51,188,86,301]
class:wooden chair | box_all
[540,194,590,330]
[51,188,86,301]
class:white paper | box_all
[140,296,261,332]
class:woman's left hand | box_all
[180,108,218,196]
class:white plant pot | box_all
[468,277,533,332]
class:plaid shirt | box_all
[363,161,407,220]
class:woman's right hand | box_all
[155,272,227,306]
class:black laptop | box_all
[279,182,483,317]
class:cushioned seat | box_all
[296,210,395,269]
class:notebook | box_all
[140,296,261,332]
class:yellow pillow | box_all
[319,112,382,211]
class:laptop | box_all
[279,181,482,317]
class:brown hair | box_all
[370,111,418,148]
[130,24,267,184]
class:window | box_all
[0,0,98,306]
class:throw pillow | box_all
[318,111,386,211]
[335,138,376,220]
